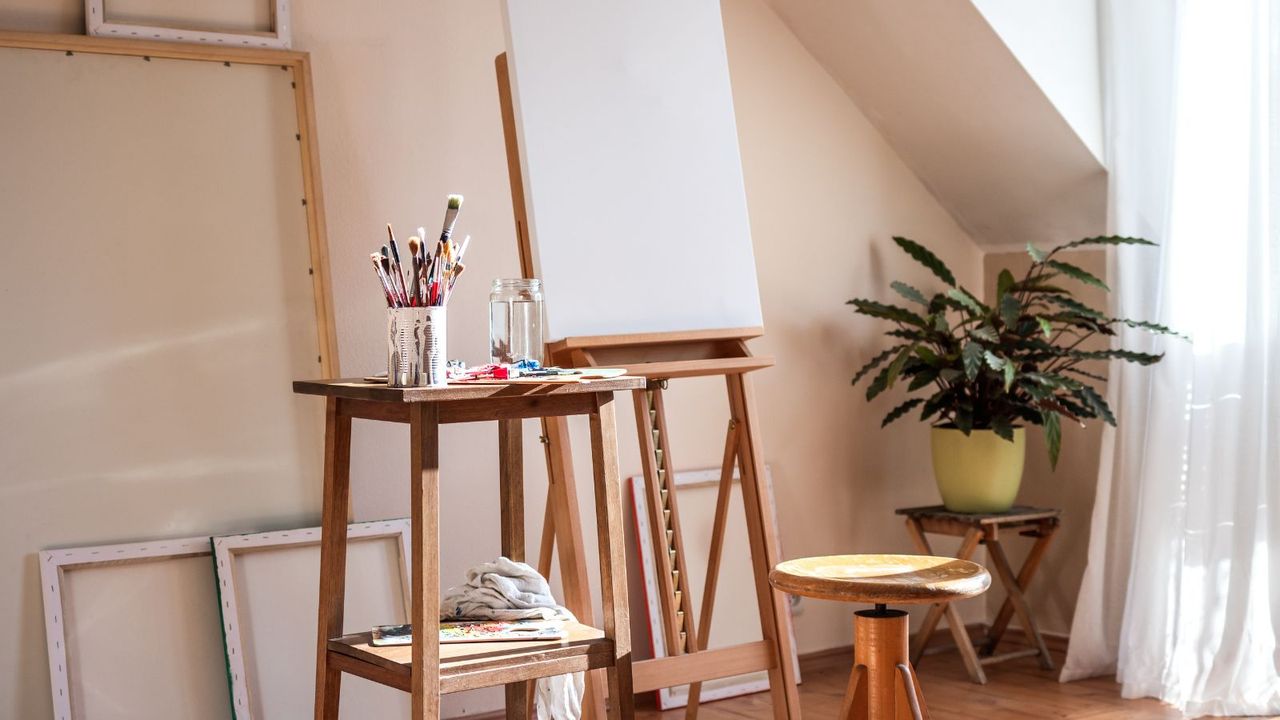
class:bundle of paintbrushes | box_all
[370,194,470,308]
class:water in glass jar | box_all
[489,297,544,364]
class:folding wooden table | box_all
[895,505,1061,684]
[294,377,645,720]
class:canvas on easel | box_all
[496,3,801,720]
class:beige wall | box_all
[981,250,1108,637]
[2,1,994,716]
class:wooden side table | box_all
[294,377,646,720]
[894,505,1061,685]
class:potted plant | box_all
[848,236,1179,512]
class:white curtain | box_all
[1062,0,1280,716]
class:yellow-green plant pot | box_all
[930,427,1026,513]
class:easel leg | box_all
[727,374,802,720]
[499,419,535,720]
[685,420,740,718]
[314,398,352,720]
[411,403,442,720]
[589,393,634,720]
[983,522,1056,659]
[985,538,1054,670]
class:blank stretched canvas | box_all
[502,0,763,339]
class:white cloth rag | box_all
[441,558,583,720]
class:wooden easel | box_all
[496,54,801,720]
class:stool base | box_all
[841,608,930,720]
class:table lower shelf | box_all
[328,622,613,694]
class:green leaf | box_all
[1063,366,1108,382]
[1077,384,1116,425]
[866,346,913,400]
[890,281,929,306]
[1043,411,1062,469]
[893,236,956,287]
[847,299,929,328]
[983,350,1005,371]
[882,398,925,427]
[851,344,905,387]
[999,293,1021,328]
[969,325,999,343]
[947,287,987,316]
[1046,259,1109,291]
[1035,316,1054,339]
[1003,361,1016,391]
[939,368,963,383]
[1112,318,1187,340]
[1027,243,1049,262]
[886,328,931,341]
[1053,235,1156,253]
[996,269,1016,301]
[920,389,952,422]
[1069,349,1164,365]
[1045,295,1106,320]
[914,345,940,365]
[992,418,1014,442]
[962,342,984,380]
[908,367,939,391]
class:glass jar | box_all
[489,278,544,365]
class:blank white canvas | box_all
[502,0,763,339]
[223,535,409,718]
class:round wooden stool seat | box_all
[769,554,993,720]
[769,554,990,605]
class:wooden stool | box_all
[896,505,1061,684]
[770,555,989,720]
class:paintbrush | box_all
[456,235,472,262]
[386,224,408,306]
[379,253,402,308]
[380,245,404,306]
[445,261,466,304]
[407,236,421,306]
[437,194,463,251]
[370,253,397,307]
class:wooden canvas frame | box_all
[630,466,799,710]
[0,31,338,375]
[40,536,220,720]
[86,0,292,49]
[214,519,411,720]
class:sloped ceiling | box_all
[762,0,1106,249]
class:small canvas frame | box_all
[214,519,412,720]
[40,536,226,720]
[86,0,292,49]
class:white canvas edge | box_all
[212,518,411,720]
[85,0,292,49]
[39,535,216,720]
[628,466,798,710]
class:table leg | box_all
[589,393,633,720]
[541,415,608,720]
[983,521,1056,658]
[411,403,442,720]
[905,523,986,684]
[499,419,534,720]
[984,538,1054,670]
[314,398,352,720]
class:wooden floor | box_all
[634,646,1261,720]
